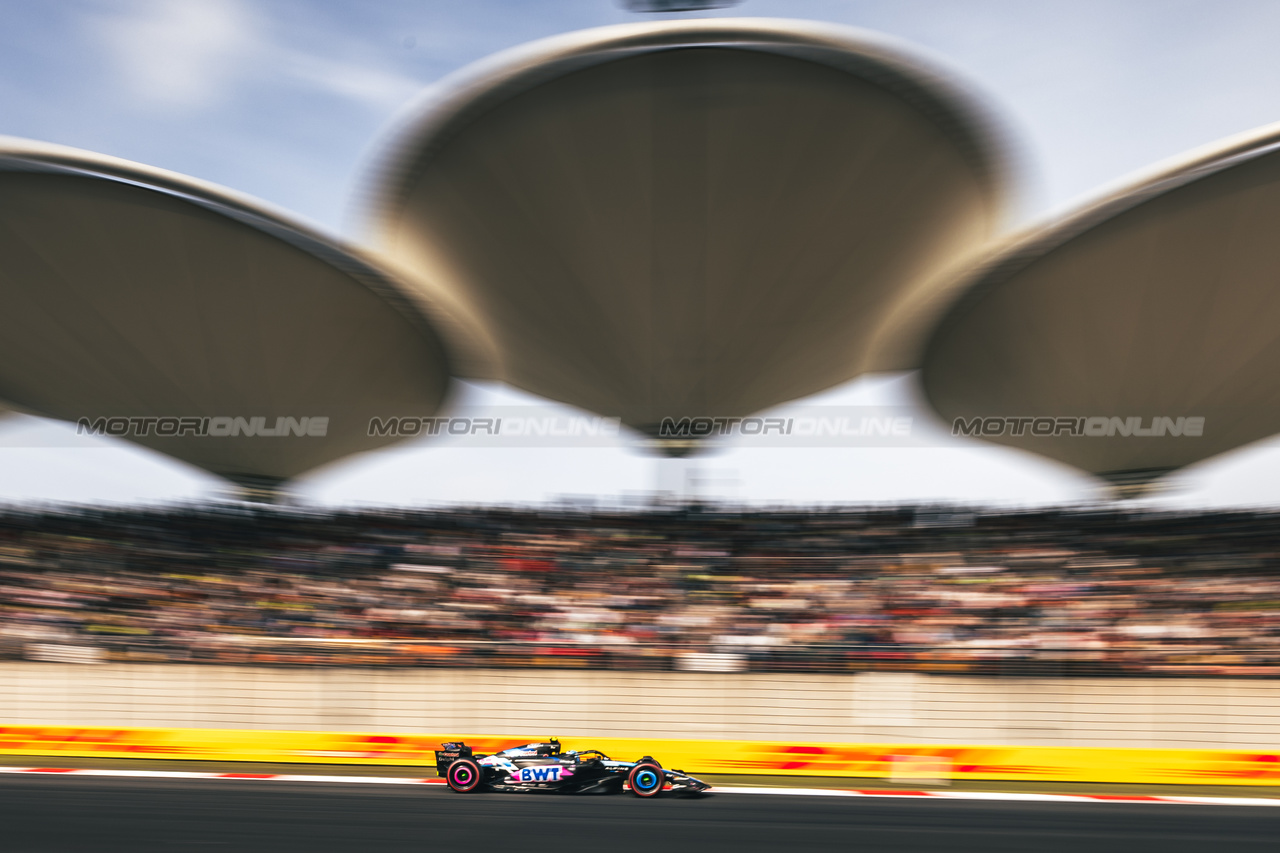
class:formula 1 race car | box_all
[435,740,710,797]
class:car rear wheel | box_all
[446,757,484,793]
[628,761,664,798]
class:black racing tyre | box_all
[446,757,484,793]
[628,762,665,798]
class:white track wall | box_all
[1,664,1277,750]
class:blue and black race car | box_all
[435,740,709,797]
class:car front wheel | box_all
[628,762,664,798]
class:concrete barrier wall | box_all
[1,664,1277,750]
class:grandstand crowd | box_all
[0,504,1278,675]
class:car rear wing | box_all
[434,742,474,776]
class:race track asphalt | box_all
[2,775,1279,853]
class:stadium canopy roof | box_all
[0,138,462,488]
[922,122,1280,492]
[365,18,1008,450]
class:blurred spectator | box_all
[1,504,1278,675]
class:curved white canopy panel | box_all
[923,123,1280,490]
[0,138,457,484]
[366,19,1008,445]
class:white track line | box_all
[709,786,1280,806]
[1,767,1278,806]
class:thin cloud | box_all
[277,50,423,112]
[90,0,255,109]
[89,0,425,114]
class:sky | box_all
[4,0,1280,509]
